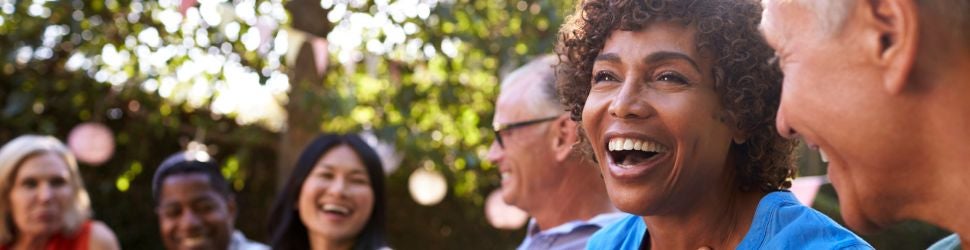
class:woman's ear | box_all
[733,135,747,145]
[718,111,747,145]
[732,126,748,145]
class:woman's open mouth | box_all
[319,203,354,220]
[607,137,669,167]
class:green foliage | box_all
[304,0,577,247]
[1,0,283,247]
[316,0,575,200]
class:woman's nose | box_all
[608,81,654,119]
[37,183,54,202]
[326,178,349,197]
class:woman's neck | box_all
[308,233,355,250]
[643,185,766,250]
[12,233,52,250]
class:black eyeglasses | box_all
[492,115,560,149]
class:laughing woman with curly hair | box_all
[556,0,872,249]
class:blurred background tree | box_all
[0,0,949,249]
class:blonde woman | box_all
[0,135,119,250]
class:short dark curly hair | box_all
[556,0,796,192]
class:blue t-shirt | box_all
[587,191,872,250]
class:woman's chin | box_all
[606,186,658,215]
[20,223,63,236]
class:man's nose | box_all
[775,106,798,139]
[485,141,503,164]
[179,210,203,231]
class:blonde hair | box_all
[0,135,91,245]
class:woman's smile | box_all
[602,132,672,181]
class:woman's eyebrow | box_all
[644,51,701,73]
[594,53,621,63]
[349,169,369,176]
[318,163,368,175]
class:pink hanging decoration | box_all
[179,0,198,15]
[485,188,529,230]
[309,37,329,76]
[790,175,829,206]
[67,122,116,166]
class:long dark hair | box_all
[268,134,387,250]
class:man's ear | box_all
[226,194,238,218]
[866,0,919,94]
[553,115,578,161]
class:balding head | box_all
[498,55,563,117]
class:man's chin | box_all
[500,192,518,207]
[840,205,891,235]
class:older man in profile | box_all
[487,55,622,250]
[759,0,970,248]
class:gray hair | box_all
[499,54,563,116]
[794,0,969,44]
[765,0,855,36]
[0,135,91,245]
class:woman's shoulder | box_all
[87,220,120,250]
[586,214,644,250]
[741,191,873,249]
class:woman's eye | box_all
[593,71,618,83]
[351,177,370,185]
[657,72,688,84]
[50,177,67,187]
[22,179,38,188]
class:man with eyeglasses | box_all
[487,55,622,250]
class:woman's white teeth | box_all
[322,204,350,215]
[183,237,205,247]
[608,138,667,153]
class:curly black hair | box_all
[556,0,796,192]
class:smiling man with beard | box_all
[152,152,268,250]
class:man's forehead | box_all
[159,187,224,206]
[496,74,542,112]
[160,174,221,198]
[494,90,531,123]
